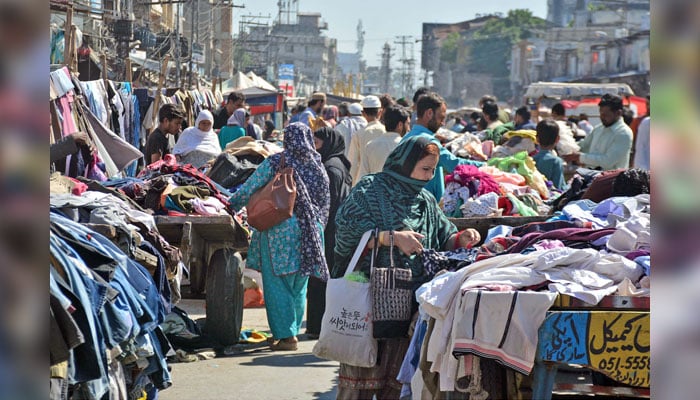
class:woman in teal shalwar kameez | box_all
[333,136,478,399]
[230,122,330,351]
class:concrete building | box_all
[237,12,337,96]
[420,16,499,107]
[512,0,650,99]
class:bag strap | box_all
[279,153,286,169]
[343,230,375,277]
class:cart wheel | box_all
[205,249,244,346]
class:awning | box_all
[525,82,635,98]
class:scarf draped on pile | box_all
[268,122,331,280]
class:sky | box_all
[235,0,548,68]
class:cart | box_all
[533,295,650,399]
[155,214,249,346]
[447,216,649,398]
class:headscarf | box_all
[322,105,339,127]
[268,122,331,280]
[333,135,456,278]
[172,110,221,155]
[313,126,350,170]
[227,108,247,126]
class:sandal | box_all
[269,339,298,351]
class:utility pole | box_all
[175,2,181,87]
[189,0,198,88]
[379,42,392,94]
[394,35,415,98]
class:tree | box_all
[440,32,461,64]
[468,9,547,100]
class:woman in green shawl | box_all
[333,135,480,399]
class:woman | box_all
[229,122,330,351]
[305,126,352,338]
[172,110,222,168]
[219,108,247,150]
[333,136,480,399]
[322,105,339,128]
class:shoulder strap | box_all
[279,153,286,169]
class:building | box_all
[420,16,501,107]
[237,12,337,96]
[512,0,650,99]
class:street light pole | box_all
[189,0,197,88]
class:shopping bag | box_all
[371,230,413,338]
[246,154,296,231]
[312,230,378,367]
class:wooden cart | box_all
[155,214,249,346]
[533,295,650,399]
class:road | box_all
[158,299,339,400]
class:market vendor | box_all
[562,94,633,170]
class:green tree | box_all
[468,9,547,100]
[440,32,461,64]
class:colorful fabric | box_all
[445,164,501,197]
[334,136,457,280]
[268,123,330,280]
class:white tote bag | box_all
[312,230,378,367]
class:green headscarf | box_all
[333,136,457,279]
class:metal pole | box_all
[189,0,196,88]
[175,2,181,87]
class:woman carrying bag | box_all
[229,122,330,351]
[333,135,480,399]
[305,126,352,338]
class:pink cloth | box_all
[478,165,527,186]
[445,164,501,197]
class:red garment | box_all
[445,164,501,197]
[139,154,231,208]
[67,177,88,195]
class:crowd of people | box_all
[51,82,651,399]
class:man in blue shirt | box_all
[298,92,326,128]
[401,92,482,201]
[514,106,537,130]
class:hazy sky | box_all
[235,0,548,67]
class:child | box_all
[534,119,568,190]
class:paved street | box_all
[159,299,339,400]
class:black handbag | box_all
[370,229,413,338]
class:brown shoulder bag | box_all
[246,154,297,231]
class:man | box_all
[145,103,186,163]
[335,102,367,157]
[357,105,410,179]
[552,103,585,139]
[562,94,633,170]
[578,113,594,135]
[213,91,245,130]
[410,87,430,125]
[481,100,513,144]
[401,92,482,201]
[348,95,386,185]
[479,94,510,123]
[513,106,537,130]
[298,92,326,128]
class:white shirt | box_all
[335,116,367,157]
[633,117,650,170]
[348,120,386,185]
[356,131,402,181]
[579,118,633,170]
